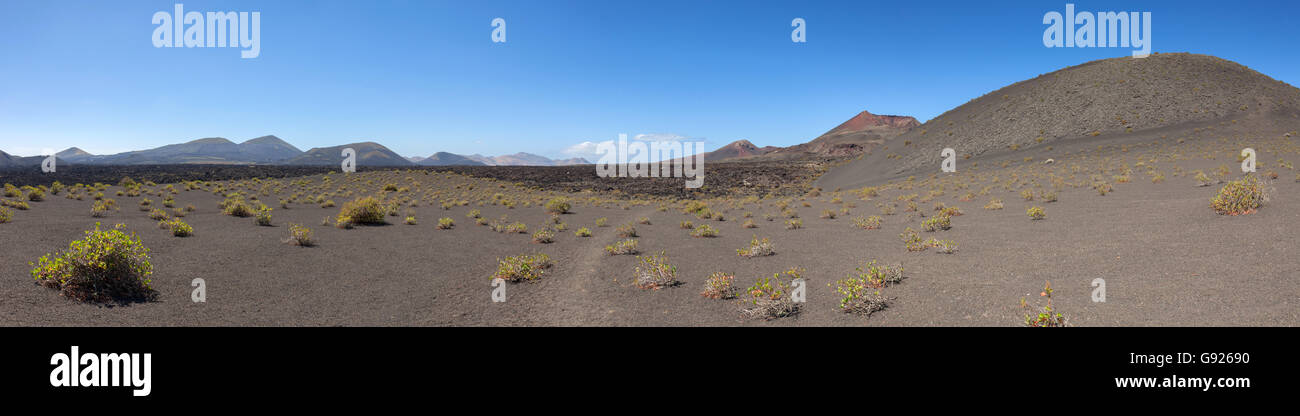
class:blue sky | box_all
[1,0,1297,159]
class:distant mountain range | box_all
[1,135,592,167]
[2,111,914,168]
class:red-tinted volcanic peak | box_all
[825,111,921,135]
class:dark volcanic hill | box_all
[56,147,94,162]
[237,135,304,163]
[77,136,304,165]
[818,53,1300,190]
[0,150,66,168]
[280,142,414,166]
[418,152,486,166]
[702,140,779,161]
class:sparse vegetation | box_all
[700,272,737,299]
[1027,206,1046,220]
[1020,281,1066,327]
[604,239,639,255]
[337,196,386,227]
[437,217,455,229]
[492,253,553,283]
[740,267,803,320]
[285,224,314,246]
[30,223,157,303]
[736,235,775,257]
[633,251,678,290]
[1211,175,1266,215]
[545,197,571,214]
[691,224,719,238]
[532,229,555,244]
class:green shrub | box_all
[437,217,455,229]
[830,261,898,315]
[165,218,193,237]
[633,251,678,290]
[926,238,958,254]
[337,196,386,226]
[616,223,637,237]
[545,197,571,214]
[604,239,639,255]
[921,214,951,232]
[740,267,803,320]
[784,218,803,230]
[147,208,169,221]
[0,206,12,223]
[899,227,924,252]
[1211,175,1266,215]
[852,215,881,230]
[595,217,608,227]
[1027,206,1046,220]
[255,205,273,226]
[736,235,775,257]
[222,197,254,217]
[691,224,719,238]
[492,253,552,283]
[574,227,591,237]
[532,229,555,244]
[285,224,314,246]
[1020,281,1066,327]
[700,272,737,299]
[26,187,44,202]
[30,223,157,303]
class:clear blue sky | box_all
[1,0,1297,159]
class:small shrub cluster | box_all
[740,267,803,320]
[691,224,719,238]
[700,272,737,299]
[337,196,386,227]
[1020,281,1067,327]
[545,197,571,214]
[163,218,193,237]
[1027,206,1046,220]
[285,223,314,246]
[492,253,553,283]
[633,251,678,290]
[604,239,639,255]
[1211,175,1266,215]
[852,215,882,230]
[30,223,158,303]
[921,214,951,232]
[532,229,555,244]
[736,235,775,257]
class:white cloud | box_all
[562,140,611,157]
[632,133,690,142]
